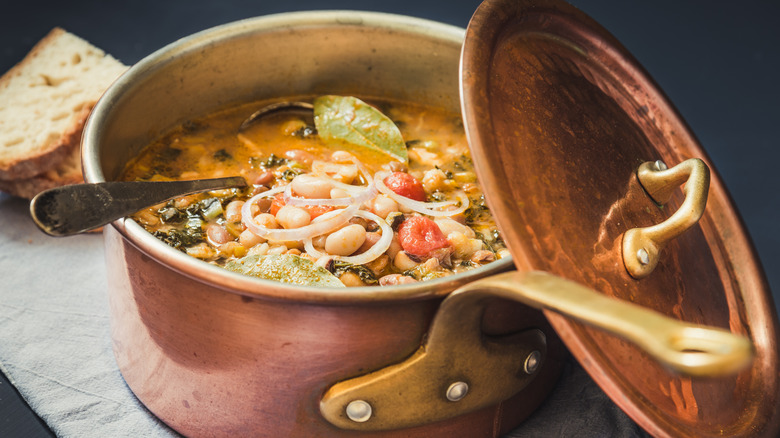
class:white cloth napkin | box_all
[0,194,176,437]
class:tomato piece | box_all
[269,192,285,215]
[305,204,336,219]
[269,192,334,219]
[397,216,449,257]
[383,172,426,201]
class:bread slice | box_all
[0,107,87,199]
[0,27,127,182]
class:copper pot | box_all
[83,12,558,437]
[81,6,774,438]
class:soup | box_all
[121,96,507,287]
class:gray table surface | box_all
[1,1,778,437]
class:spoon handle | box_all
[30,177,247,237]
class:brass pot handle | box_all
[320,271,752,431]
[467,271,753,376]
[623,158,710,278]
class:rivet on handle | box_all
[524,350,542,374]
[446,381,469,402]
[346,400,372,423]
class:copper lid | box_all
[460,0,780,436]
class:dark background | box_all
[1,1,778,436]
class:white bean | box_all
[275,205,311,229]
[239,229,265,248]
[422,257,441,272]
[356,231,381,254]
[267,245,288,255]
[225,200,245,223]
[370,194,399,220]
[312,234,327,249]
[247,242,270,257]
[422,168,449,192]
[386,235,402,259]
[330,188,349,199]
[207,224,231,245]
[315,255,334,269]
[379,274,417,286]
[291,174,333,199]
[407,149,443,168]
[325,224,366,256]
[334,165,358,183]
[448,232,484,258]
[174,195,198,209]
[253,170,274,186]
[267,238,302,250]
[366,254,390,276]
[331,151,356,162]
[385,161,407,173]
[393,251,419,271]
[471,250,495,264]
[249,214,276,234]
[434,217,475,238]
[218,241,244,258]
[339,271,365,287]
[186,243,216,259]
[136,209,159,226]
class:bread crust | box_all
[0,154,83,199]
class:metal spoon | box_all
[238,101,314,132]
[30,176,247,237]
[31,101,308,237]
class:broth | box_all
[121,96,507,287]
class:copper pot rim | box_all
[83,10,514,305]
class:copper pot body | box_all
[83,12,561,437]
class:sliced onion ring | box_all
[312,156,374,184]
[311,161,346,175]
[283,183,349,207]
[283,177,378,207]
[351,157,374,184]
[304,209,393,265]
[242,192,359,241]
[308,165,371,195]
[374,171,470,217]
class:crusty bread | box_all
[0,108,86,199]
[0,27,127,189]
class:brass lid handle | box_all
[623,158,710,278]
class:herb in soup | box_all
[121,95,508,287]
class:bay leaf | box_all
[225,254,345,288]
[313,95,408,163]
